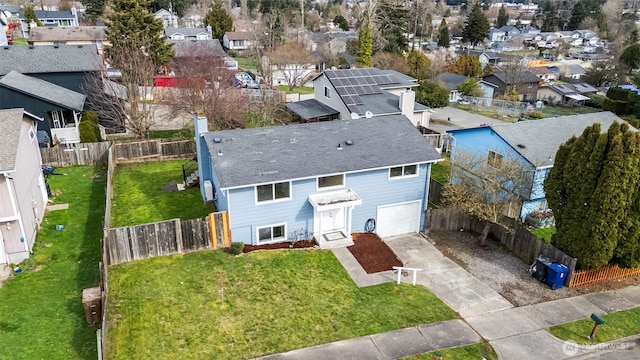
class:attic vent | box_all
[213,137,221,143]
[517,144,526,149]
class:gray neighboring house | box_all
[164,27,212,40]
[0,108,48,264]
[0,44,103,94]
[0,71,86,146]
[537,83,597,105]
[29,26,108,53]
[15,8,79,38]
[300,68,431,127]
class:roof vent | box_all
[337,143,343,151]
[28,45,34,49]
[345,140,353,145]
[217,149,223,156]
[78,45,83,48]
[517,144,526,148]
[53,45,59,49]
[2,46,8,50]
[213,137,221,143]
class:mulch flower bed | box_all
[240,233,403,275]
[242,240,317,253]
[348,232,403,274]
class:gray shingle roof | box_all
[488,112,625,168]
[29,26,106,41]
[170,39,226,58]
[0,108,26,172]
[204,115,442,189]
[18,10,76,19]
[285,99,340,120]
[438,72,468,91]
[0,71,86,111]
[0,45,103,76]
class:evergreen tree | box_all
[620,44,640,73]
[462,1,490,46]
[204,0,233,40]
[106,0,174,68]
[415,81,449,108]
[497,5,509,28]
[80,0,107,22]
[541,5,559,32]
[333,15,349,31]
[437,19,450,48]
[545,123,640,269]
[356,21,373,68]
[23,6,42,35]
[567,0,586,31]
[407,50,430,80]
[454,53,482,77]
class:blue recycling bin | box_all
[546,263,569,290]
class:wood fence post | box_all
[157,140,163,160]
[208,213,216,248]
[222,212,231,247]
[175,219,183,253]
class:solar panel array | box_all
[325,69,400,114]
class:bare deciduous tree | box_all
[443,148,532,246]
[266,42,318,92]
[168,41,248,129]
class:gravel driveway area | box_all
[428,230,640,307]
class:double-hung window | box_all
[487,150,504,168]
[256,182,291,203]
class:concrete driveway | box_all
[429,106,508,133]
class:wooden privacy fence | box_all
[40,142,110,167]
[113,139,195,163]
[104,212,230,265]
[570,264,640,288]
[428,179,445,206]
[426,207,577,286]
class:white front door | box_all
[320,208,345,233]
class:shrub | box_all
[227,49,239,57]
[606,87,631,101]
[526,110,544,119]
[230,242,244,255]
[79,111,102,143]
[586,93,606,109]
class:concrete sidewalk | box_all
[256,233,640,359]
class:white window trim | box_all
[255,181,292,205]
[324,86,331,99]
[316,174,345,191]
[388,164,419,180]
[256,222,287,244]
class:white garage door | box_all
[376,201,421,237]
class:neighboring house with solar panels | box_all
[0,71,86,146]
[537,83,598,105]
[193,114,442,247]
[15,8,79,39]
[0,108,48,265]
[447,112,625,221]
[286,68,431,126]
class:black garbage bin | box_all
[530,256,552,284]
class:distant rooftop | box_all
[0,45,102,75]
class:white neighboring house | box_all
[0,109,48,265]
[155,8,178,28]
[16,8,79,39]
[223,32,256,50]
[165,27,212,40]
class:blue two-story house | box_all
[448,112,624,220]
[195,114,442,248]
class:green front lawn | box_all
[0,166,105,359]
[107,250,457,359]
[111,160,214,227]
[402,342,497,359]
[235,56,256,70]
[277,85,315,94]
[548,307,640,344]
[529,227,556,243]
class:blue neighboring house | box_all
[447,112,624,220]
[194,114,442,247]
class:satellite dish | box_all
[350,112,360,119]
[365,111,373,118]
